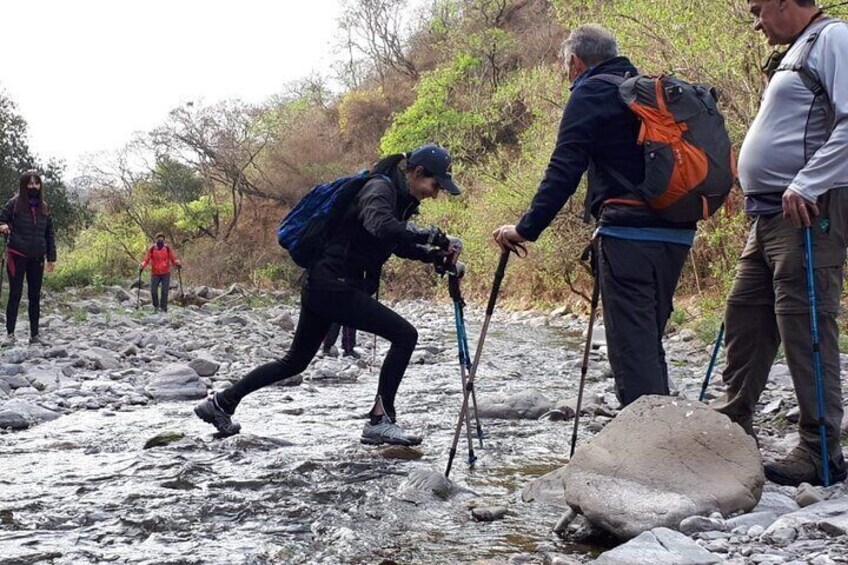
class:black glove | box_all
[427,227,451,251]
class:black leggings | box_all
[6,254,45,337]
[218,284,418,420]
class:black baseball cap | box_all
[407,144,461,195]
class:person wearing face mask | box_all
[140,233,181,313]
[493,24,696,408]
[0,171,57,346]
[195,144,463,446]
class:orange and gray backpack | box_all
[593,74,735,223]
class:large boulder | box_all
[565,395,763,539]
[144,364,207,401]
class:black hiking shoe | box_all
[764,445,847,487]
[343,349,361,359]
[194,394,241,437]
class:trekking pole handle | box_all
[487,250,510,316]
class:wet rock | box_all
[540,408,574,421]
[143,431,186,449]
[0,399,61,425]
[189,356,220,377]
[376,445,423,460]
[396,468,469,503]
[590,527,722,564]
[472,506,508,522]
[0,409,30,430]
[564,396,763,539]
[476,390,552,420]
[410,350,436,365]
[521,466,568,508]
[144,364,207,401]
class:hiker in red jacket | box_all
[140,233,181,312]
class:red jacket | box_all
[141,245,179,276]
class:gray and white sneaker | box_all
[194,394,241,437]
[361,416,422,446]
[3,334,15,346]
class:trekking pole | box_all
[136,267,143,310]
[177,265,185,306]
[803,227,831,487]
[447,266,479,465]
[0,234,7,303]
[570,240,600,458]
[445,247,521,478]
[371,286,379,371]
[699,322,725,402]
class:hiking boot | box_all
[343,349,361,359]
[764,445,847,487]
[361,416,422,447]
[28,334,45,346]
[194,394,241,437]
[3,334,15,346]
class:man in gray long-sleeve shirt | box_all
[715,0,848,486]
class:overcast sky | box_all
[0,0,347,177]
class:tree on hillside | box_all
[0,90,86,241]
[338,0,419,87]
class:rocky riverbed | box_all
[1,283,847,564]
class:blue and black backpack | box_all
[277,170,389,268]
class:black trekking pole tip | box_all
[445,449,457,478]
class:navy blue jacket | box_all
[516,56,693,240]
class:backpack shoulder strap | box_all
[590,73,627,87]
[778,18,844,96]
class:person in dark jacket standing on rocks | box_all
[195,144,463,446]
[0,171,57,345]
[140,233,181,313]
[493,24,695,407]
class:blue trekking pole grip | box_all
[803,226,830,487]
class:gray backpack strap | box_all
[777,18,843,97]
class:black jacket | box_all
[0,196,57,261]
[307,171,438,293]
[516,56,695,240]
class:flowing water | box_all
[0,306,616,564]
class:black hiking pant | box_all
[218,282,418,420]
[151,273,170,311]
[323,323,357,353]
[598,236,688,407]
[6,254,45,337]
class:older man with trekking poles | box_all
[713,0,848,487]
[493,24,709,411]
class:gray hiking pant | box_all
[598,236,689,407]
[715,188,848,460]
[151,273,171,312]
